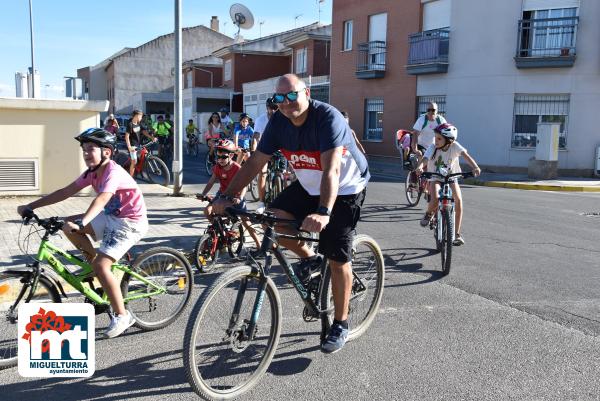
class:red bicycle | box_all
[405,163,430,206]
[193,195,246,273]
[115,142,170,187]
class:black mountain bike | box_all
[422,170,473,275]
[183,208,385,400]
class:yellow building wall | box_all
[0,98,108,195]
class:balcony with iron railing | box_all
[515,16,578,68]
[406,28,449,75]
[355,41,386,79]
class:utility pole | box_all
[173,0,183,195]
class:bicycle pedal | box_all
[302,306,318,322]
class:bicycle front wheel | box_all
[121,247,193,330]
[144,155,171,187]
[205,153,214,176]
[320,234,385,341]
[271,175,284,200]
[0,274,60,369]
[404,171,421,206]
[184,266,282,400]
[440,209,454,275]
[249,175,260,201]
[194,233,221,273]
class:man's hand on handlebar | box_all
[301,214,329,233]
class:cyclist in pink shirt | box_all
[17,128,148,339]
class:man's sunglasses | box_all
[216,154,230,159]
[427,109,437,112]
[272,89,306,104]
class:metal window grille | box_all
[512,94,570,149]
[416,95,446,118]
[364,98,384,141]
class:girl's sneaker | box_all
[420,212,433,227]
[453,234,465,246]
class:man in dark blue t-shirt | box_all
[213,74,370,354]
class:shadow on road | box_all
[381,246,445,286]
[360,204,421,223]
[2,350,192,401]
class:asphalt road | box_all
[1,151,599,401]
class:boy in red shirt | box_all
[199,139,260,249]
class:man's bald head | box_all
[276,74,307,92]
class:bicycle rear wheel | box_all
[121,247,193,330]
[320,234,385,341]
[184,265,281,400]
[144,155,171,187]
[0,273,60,369]
[194,233,221,273]
[405,171,421,206]
[440,209,453,275]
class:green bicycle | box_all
[0,211,193,369]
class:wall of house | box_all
[232,54,291,92]
[194,66,223,88]
[312,40,331,76]
[330,0,420,157]
[112,26,232,114]
[417,0,599,173]
[0,98,108,195]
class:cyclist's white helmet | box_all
[434,123,458,140]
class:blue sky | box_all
[1,0,331,98]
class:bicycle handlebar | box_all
[225,207,302,231]
[421,171,474,181]
[21,210,64,234]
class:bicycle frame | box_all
[28,238,167,306]
[227,225,327,342]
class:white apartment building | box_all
[407,0,599,175]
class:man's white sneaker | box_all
[255,202,266,214]
[104,311,135,338]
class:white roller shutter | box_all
[523,0,580,11]
[423,0,451,31]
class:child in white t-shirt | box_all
[415,123,481,245]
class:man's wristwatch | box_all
[316,205,331,217]
[74,219,85,231]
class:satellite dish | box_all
[230,3,255,37]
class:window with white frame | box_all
[295,47,307,74]
[521,7,578,57]
[364,98,384,141]
[224,60,232,81]
[343,20,353,50]
[186,71,193,88]
[512,94,569,149]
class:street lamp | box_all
[28,0,36,98]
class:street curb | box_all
[464,178,600,192]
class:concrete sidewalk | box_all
[0,184,207,268]
[368,157,600,192]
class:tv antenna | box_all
[259,20,265,38]
[230,3,254,42]
[294,14,302,28]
